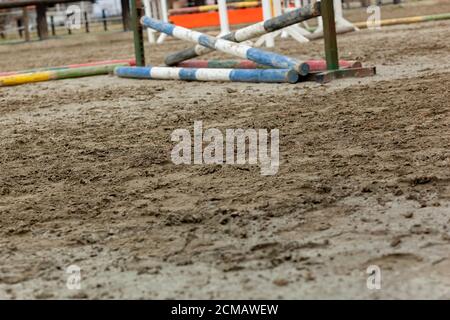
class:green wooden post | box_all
[321,0,339,71]
[131,0,145,66]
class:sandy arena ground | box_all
[0,0,449,299]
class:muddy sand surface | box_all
[0,1,449,299]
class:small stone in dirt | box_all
[34,291,54,299]
[70,291,89,299]
[226,88,237,94]
[403,212,414,219]
[137,266,161,275]
[412,176,436,186]
[390,237,402,248]
[316,185,331,194]
[273,278,289,287]
[406,193,418,201]
[168,115,179,122]
[223,264,244,272]
[316,223,331,231]
[6,244,17,252]
[432,201,441,207]
[181,214,202,224]
[410,224,435,235]
[175,258,193,266]
[394,189,403,196]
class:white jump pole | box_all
[334,0,358,29]
[314,0,357,36]
[255,0,309,47]
[273,0,288,39]
[143,0,157,44]
[144,0,169,45]
[156,0,169,43]
[255,0,275,47]
[218,0,231,36]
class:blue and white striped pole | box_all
[165,2,321,66]
[114,66,299,83]
[140,16,309,76]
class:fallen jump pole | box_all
[114,66,299,83]
[0,59,136,77]
[164,2,320,66]
[141,16,310,75]
[0,63,130,87]
[353,12,450,29]
[178,59,263,69]
[177,59,362,71]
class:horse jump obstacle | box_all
[141,16,310,75]
[142,0,357,46]
[115,66,299,83]
[130,0,375,83]
[164,2,320,67]
[0,62,132,87]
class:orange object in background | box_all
[170,7,263,29]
